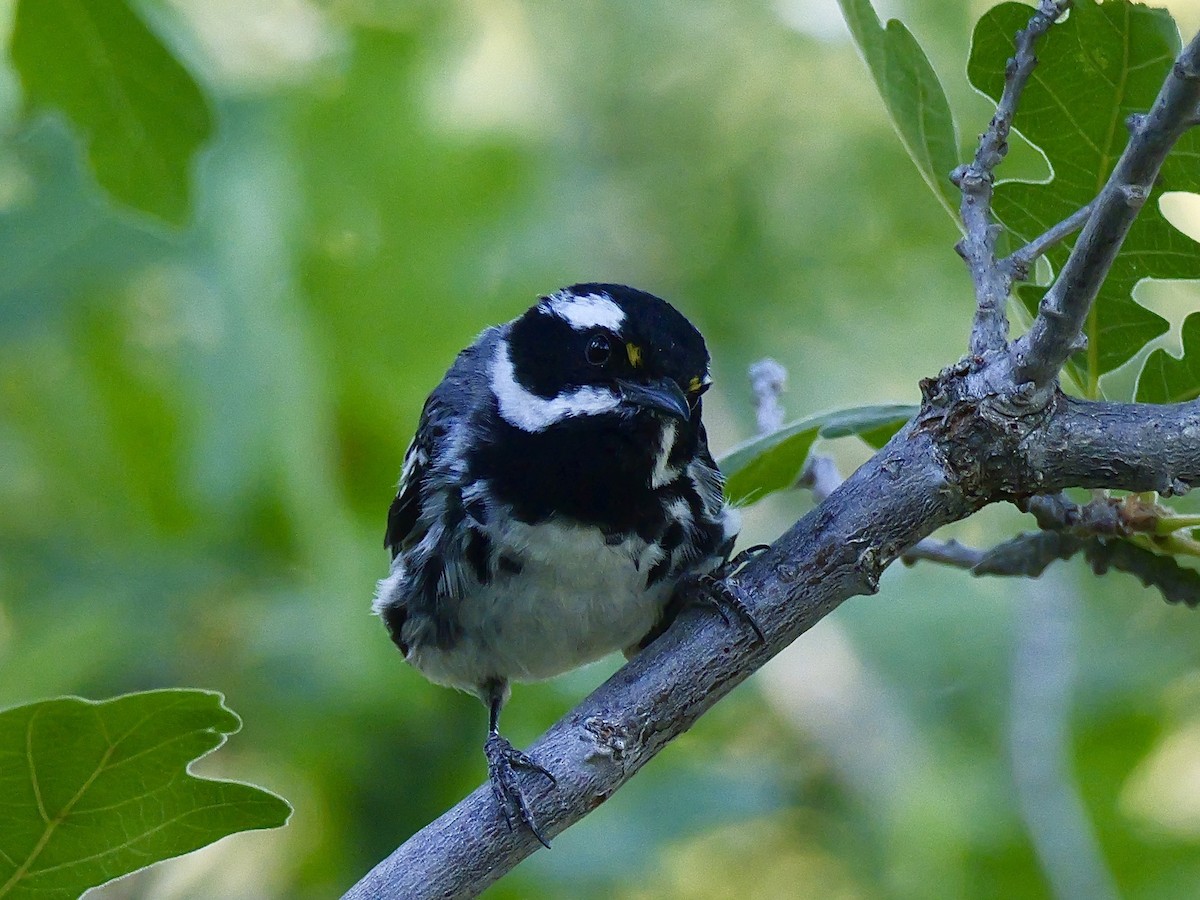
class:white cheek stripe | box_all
[541,291,626,331]
[491,342,621,432]
[651,421,679,488]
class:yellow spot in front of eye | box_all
[626,343,643,368]
[688,376,703,394]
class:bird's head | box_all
[491,284,712,433]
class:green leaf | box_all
[968,0,1198,395]
[1136,311,1200,403]
[816,403,917,448]
[836,0,960,220]
[10,0,214,225]
[720,405,915,505]
[0,690,290,899]
[721,420,821,507]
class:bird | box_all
[374,283,761,845]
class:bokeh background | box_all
[3,0,1200,896]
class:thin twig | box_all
[974,531,1085,576]
[749,358,788,435]
[1086,539,1200,607]
[955,0,1071,356]
[970,530,1200,607]
[1021,492,1128,535]
[901,538,985,569]
[1002,202,1095,279]
[797,453,843,502]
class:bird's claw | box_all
[683,573,767,643]
[485,733,556,848]
[681,545,770,643]
[721,544,771,575]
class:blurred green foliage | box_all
[10,0,212,225]
[2,0,1200,897]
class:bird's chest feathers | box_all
[457,518,672,681]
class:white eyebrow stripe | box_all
[490,341,621,432]
[541,291,626,331]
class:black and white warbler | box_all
[374,283,760,844]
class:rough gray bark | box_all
[344,9,1200,900]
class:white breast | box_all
[408,517,673,690]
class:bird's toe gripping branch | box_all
[678,544,771,644]
[484,732,557,849]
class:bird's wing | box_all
[384,422,435,559]
[384,327,500,558]
[380,328,503,651]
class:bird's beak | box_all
[617,377,691,422]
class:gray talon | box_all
[484,733,555,848]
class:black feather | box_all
[378,329,506,649]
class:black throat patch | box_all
[470,411,693,541]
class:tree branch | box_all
[797,452,843,501]
[1021,491,1126,534]
[344,19,1200,900]
[1002,202,1095,280]
[971,530,1200,608]
[803,453,988,569]
[954,0,1070,355]
[902,487,1200,608]
[1013,31,1200,389]
[1020,396,1200,494]
[345,422,973,900]
[973,530,1085,576]
[345,389,1200,899]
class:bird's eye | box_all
[585,333,613,367]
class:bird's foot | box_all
[680,545,770,643]
[485,733,557,848]
[718,544,772,577]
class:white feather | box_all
[406,516,671,689]
[490,340,621,432]
[541,290,626,331]
[650,421,679,488]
